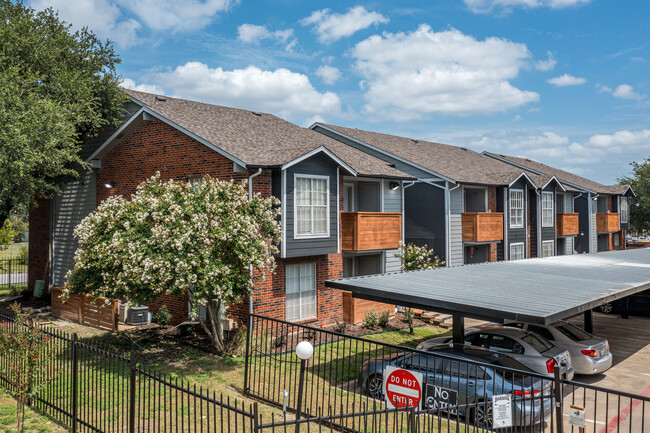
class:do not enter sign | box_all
[383,366,423,409]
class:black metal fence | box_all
[244,313,650,433]
[0,257,28,293]
[0,308,257,433]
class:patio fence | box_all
[244,313,650,433]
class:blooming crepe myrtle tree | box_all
[65,173,282,352]
[394,241,444,334]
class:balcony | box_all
[462,212,504,243]
[597,212,619,233]
[556,213,579,236]
[341,212,402,251]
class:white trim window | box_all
[295,175,329,238]
[510,243,525,261]
[542,240,555,258]
[509,189,524,229]
[621,197,629,223]
[542,192,554,227]
[286,263,317,322]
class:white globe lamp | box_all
[295,341,314,360]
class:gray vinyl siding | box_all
[383,180,402,212]
[312,126,434,180]
[449,187,463,267]
[284,153,338,258]
[574,196,590,254]
[591,196,598,253]
[80,102,142,161]
[507,180,527,257]
[564,237,574,255]
[384,249,401,273]
[50,171,96,287]
[540,185,556,244]
[404,183,446,262]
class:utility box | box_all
[126,306,150,326]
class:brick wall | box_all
[28,199,51,292]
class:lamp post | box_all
[294,341,313,433]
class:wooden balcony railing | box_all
[462,212,504,243]
[597,212,619,233]
[557,213,579,236]
[341,212,402,251]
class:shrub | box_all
[363,310,379,329]
[402,308,416,335]
[16,246,28,265]
[152,305,172,326]
[225,325,247,356]
[334,321,349,334]
[379,310,390,327]
[394,241,444,271]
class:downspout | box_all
[535,190,541,258]
[248,168,263,315]
[446,183,461,267]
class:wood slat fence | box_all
[51,287,118,331]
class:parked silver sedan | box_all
[417,325,575,380]
[503,321,612,375]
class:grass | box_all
[5,319,467,432]
[0,284,27,297]
[0,243,27,261]
[0,390,69,432]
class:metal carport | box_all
[326,248,650,343]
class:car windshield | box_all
[555,323,591,341]
[521,333,554,352]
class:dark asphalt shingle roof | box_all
[123,89,412,179]
[317,123,538,186]
[484,152,629,195]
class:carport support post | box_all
[452,315,464,346]
[622,297,630,319]
[583,310,593,334]
[553,366,564,433]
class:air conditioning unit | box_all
[222,318,237,332]
[126,306,150,326]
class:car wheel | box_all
[367,374,383,400]
[599,303,614,314]
[471,401,493,430]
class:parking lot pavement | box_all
[566,312,650,432]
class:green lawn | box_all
[0,390,69,433]
[0,243,27,260]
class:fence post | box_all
[129,351,136,433]
[8,258,11,288]
[71,333,78,433]
[409,408,417,433]
[554,366,564,433]
[243,314,252,395]
[252,402,259,433]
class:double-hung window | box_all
[541,192,554,227]
[542,240,554,258]
[510,243,524,260]
[509,190,524,229]
[295,175,329,237]
[286,263,317,321]
[621,197,629,223]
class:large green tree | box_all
[619,158,650,233]
[0,1,127,222]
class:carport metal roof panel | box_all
[326,249,650,324]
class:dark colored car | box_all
[596,289,650,316]
[359,345,553,429]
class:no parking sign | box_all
[383,366,423,409]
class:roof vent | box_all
[461,147,468,151]
[388,163,396,168]
[251,111,262,116]
[412,139,419,144]
[155,96,166,102]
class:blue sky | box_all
[30,0,650,184]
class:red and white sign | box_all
[383,366,423,409]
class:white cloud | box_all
[301,6,388,43]
[547,73,587,86]
[30,0,141,48]
[587,129,650,151]
[612,84,646,101]
[237,24,295,50]
[315,65,342,84]
[535,51,557,71]
[117,0,235,32]
[152,62,340,119]
[121,78,165,94]
[464,0,590,14]
[351,24,539,119]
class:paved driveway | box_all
[564,312,650,432]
